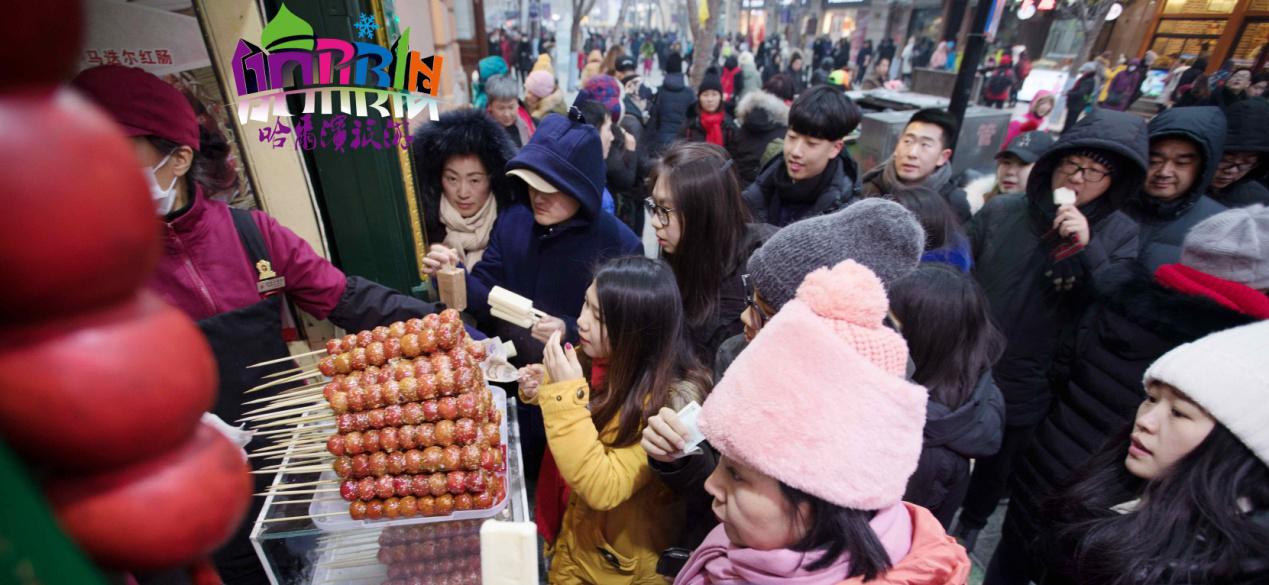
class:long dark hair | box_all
[650,143,750,332]
[1045,423,1269,585]
[888,264,1004,409]
[780,483,893,579]
[589,257,712,447]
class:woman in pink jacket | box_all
[1003,90,1055,149]
[72,65,454,585]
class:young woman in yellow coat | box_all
[519,256,711,583]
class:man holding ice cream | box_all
[951,109,1149,550]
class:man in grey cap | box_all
[719,197,927,376]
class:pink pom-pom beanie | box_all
[525,70,556,99]
[699,260,928,510]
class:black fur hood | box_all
[409,108,518,242]
[1094,263,1257,348]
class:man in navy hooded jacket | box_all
[423,109,640,477]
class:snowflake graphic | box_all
[354,13,379,39]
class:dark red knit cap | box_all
[70,65,200,151]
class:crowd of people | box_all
[68,17,1269,583]
[443,23,1269,585]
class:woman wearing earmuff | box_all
[71,65,460,585]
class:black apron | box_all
[196,209,294,585]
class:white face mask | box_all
[146,152,180,215]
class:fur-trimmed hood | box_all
[964,174,999,215]
[409,108,517,243]
[529,87,567,121]
[735,90,788,133]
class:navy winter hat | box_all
[665,53,684,74]
[505,111,605,218]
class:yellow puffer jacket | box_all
[526,378,689,584]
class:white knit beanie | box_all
[1143,320,1269,466]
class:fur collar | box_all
[1095,264,1257,345]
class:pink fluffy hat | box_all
[699,260,928,510]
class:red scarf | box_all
[1155,264,1269,319]
[535,358,609,545]
[700,110,725,146]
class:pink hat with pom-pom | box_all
[699,259,927,510]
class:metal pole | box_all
[947,0,994,150]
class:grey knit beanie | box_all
[1181,204,1269,290]
[748,198,926,310]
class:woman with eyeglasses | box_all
[1210,98,1269,208]
[954,109,1149,561]
[645,142,774,369]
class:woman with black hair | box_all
[889,265,1005,526]
[1039,321,1269,585]
[648,142,773,366]
[410,108,518,269]
[887,186,972,272]
[518,256,711,583]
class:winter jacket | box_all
[1211,98,1269,208]
[742,150,861,227]
[1127,106,1229,272]
[1001,264,1260,553]
[647,72,696,155]
[967,108,1148,426]
[860,160,973,223]
[464,201,641,365]
[409,109,518,249]
[152,186,439,333]
[837,503,972,585]
[739,62,762,100]
[529,88,568,124]
[687,223,778,369]
[680,103,739,149]
[533,377,699,585]
[904,371,1005,527]
[729,91,790,186]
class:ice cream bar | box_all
[488,286,546,329]
[481,521,538,584]
[1054,187,1076,206]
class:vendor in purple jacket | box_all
[72,65,449,585]
[423,107,641,478]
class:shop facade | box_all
[1136,0,1269,69]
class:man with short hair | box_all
[861,107,972,222]
[741,85,863,227]
[1210,98,1269,208]
[1128,106,1229,271]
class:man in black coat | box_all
[984,212,1266,584]
[1210,98,1269,208]
[728,90,789,186]
[645,53,694,157]
[953,108,1150,553]
[741,86,862,227]
[1128,106,1229,271]
[861,108,973,222]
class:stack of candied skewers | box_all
[241,309,507,524]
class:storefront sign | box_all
[230,4,443,141]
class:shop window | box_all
[1041,17,1083,61]
[1163,0,1238,14]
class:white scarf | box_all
[440,195,497,267]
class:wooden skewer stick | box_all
[241,393,327,415]
[251,440,329,455]
[258,456,330,471]
[254,426,332,438]
[271,498,318,505]
[243,386,324,405]
[262,365,307,379]
[256,437,328,452]
[249,413,334,430]
[245,370,320,393]
[248,348,327,368]
[260,479,338,490]
[262,452,331,464]
[238,403,327,423]
[251,464,332,474]
[323,556,380,568]
[315,542,381,554]
[254,487,339,496]
[248,445,327,459]
[258,510,345,523]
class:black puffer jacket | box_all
[1127,106,1229,271]
[1211,98,1269,208]
[728,91,789,185]
[647,72,695,155]
[409,109,518,245]
[1003,264,1259,573]
[741,149,860,227]
[904,371,1005,527]
[967,108,1148,427]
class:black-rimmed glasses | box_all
[643,197,674,226]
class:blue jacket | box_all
[464,204,641,364]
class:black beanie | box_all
[665,53,683,74]
[699,72,723,95]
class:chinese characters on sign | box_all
[256,115,414,152]
[84,49,174,67]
